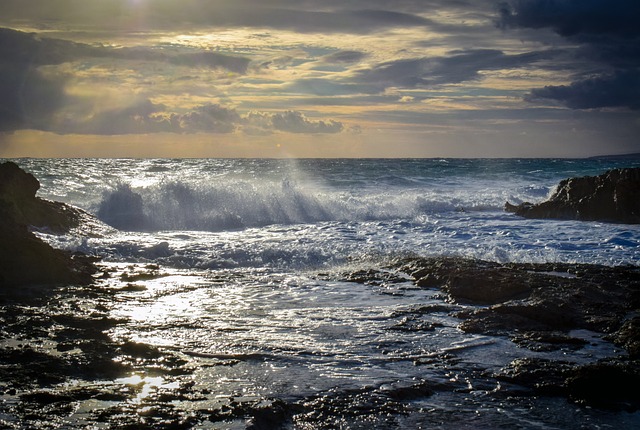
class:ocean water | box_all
[22,157,640,266]
[6,157,640,428]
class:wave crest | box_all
[94,179,506,232]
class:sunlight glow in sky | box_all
[0,0,638,157]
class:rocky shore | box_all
[0,162,97,287]
[1,164,639,427]
[393,257,640,410]
[1,255,638,428]
[506,167,640,223]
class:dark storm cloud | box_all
[497,0,640,38]
[0,63,67,132]
[0,28,81,131]
[0,28,251,132]
[286,49,557,97]
[350,49,555,91]
[498,0,640,110]
[0,27,251,75]
[526,71,640,110]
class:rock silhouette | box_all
[0,161,96,287]
[506,168,640,224]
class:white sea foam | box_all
[18,158,640,268]
[91,176,521,232]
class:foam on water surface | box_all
[23,157,640,267]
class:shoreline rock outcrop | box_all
[0,161,97,287]
[505,167,640,224]
[393,256,640,410]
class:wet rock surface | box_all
[394,256,640,410]
[1,257,640,428]
[505,167,640,223]
[0,161,97,287]
[0,161,85,233]
[0,267,436,429]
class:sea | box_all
[5,157,640,428]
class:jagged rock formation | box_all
[393,256,640,409]
[505,168,640,224]
[0,161,96,287]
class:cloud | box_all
[16,88,346,135]
[0,29,75,131]
[0,27,250,73]
[0,0,433,34]
[319,50,367,65]
[0,25,348,136]
[526,71,640,110]
[285,48,557,99]
[178,103,240,133]
[53,100,347,135]
[220,6,431,34]
[52,98,169,135]
[171,106,345,135]
[271,111,343,133]
[0,27,253,133]
[107,100,171,134]
[498,1,640,110]
[351,49,555,91]
[0,64,66,131]
[285,78,378,96]
[111,48,251,74]
[497,0,640,37]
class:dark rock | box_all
[20,391,74,405]
[610,316,640,359]
[394,257,640,356]
[506,167,640,224]
[496,358,640,410]
[0,219,95,287]
[511,331,588,352]
[389,316,443,332]
[566,362,640,410]
[400,257,523,303]
[341,268,408,286]
[445,269,533,304]
[0,160,40,201]
[0,161,97,287]
[0,161,87,233]
[495,357,573,396]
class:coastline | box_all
[1,257,639,427]
[1,161,639,428]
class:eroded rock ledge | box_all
[505,167,640,224]
[395,256,640,353]
[396,256,640,409]
[341,256,640,410]
[0,161,97,287]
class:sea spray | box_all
[93,177,514,232]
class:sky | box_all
[0,0,639,158]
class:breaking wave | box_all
[93,178,508,232]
